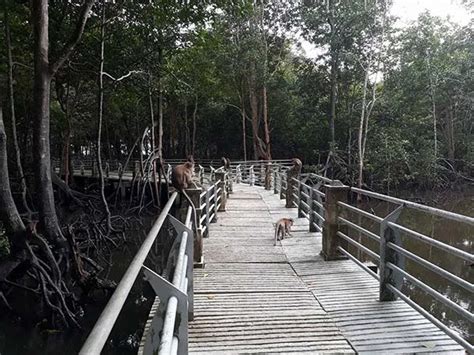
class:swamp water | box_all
[0,216,174,355]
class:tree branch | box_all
[49,0,96,76]
[102,70,146,82]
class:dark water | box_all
[0,216,177,355]
[346,187,473,344]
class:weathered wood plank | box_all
[188,184,464,354]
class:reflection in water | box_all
[346,188,473,344]
[0,216,177,355]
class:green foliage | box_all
[0,0,471,193]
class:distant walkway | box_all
[189,184,464,354]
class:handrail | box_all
[80,192,178,355]
[351,187,474,225]
[254,162,473,352]
[333,188,473,351]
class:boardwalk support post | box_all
[235,165,241,183]
[297,179,304,217]
[273,166,279,194]
[264,163,272,190]
[186,188,204,267]
[249,166,255,186]
[211,184,218,222]
[205,189,211,237]
[286,167,298,208]
[280,173,286,200]
[308,187,318,232]
[215,172,227,212]
[227,170,233,194]
[321,183,350,260]
[380,205,405,301]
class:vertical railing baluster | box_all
[297,179,304,217]
[309,186,317,232]
[205,189,210,236]
[380,205,405,301]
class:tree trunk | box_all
[31,0,66,247]
[4,5,31,215]
[329,53,337,153]
[0,107,26,245]
[248,62,266,160]
[357,66,370,193]
[148,76,160,206]
[157,48,164,163]
[192,95,197,157]
[184,98,190,156]
[262,85,271,160]
[97,1,112,232]
[426,54,438,163]
[240,87,247,161]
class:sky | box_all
[299,0,471,59]
[391,0,471,27]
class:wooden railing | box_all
[268,162,473,352]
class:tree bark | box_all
[32,0,66,246]
[97,1,112,232]
[184,98,190,156]
[357,65,370,193]
[157,48,164,163]
[4,5,31,215]
[240,86,247,161]
[262,85,271,160]
[426,53,438,163]
[31,0,95,247]
[0,107,26,245]
[192,95,197,157]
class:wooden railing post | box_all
[215,172,227,212]
[227,170,233,194]
[249,166,255,186]
[264,163,272,190]
[211,185,218,223]
[297,180,304,217]
[273,167,279,194]
[380,205,405,301]
[280,173,286,200]
[204,189,210,237]
[308,187,317,232]
[236,165,242,183]
[186,188,204,267]
[285,167,298,208]
[321,183,350,260]
[198,165,204,185]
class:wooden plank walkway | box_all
[190,185,353,354]
[190,184,465,354]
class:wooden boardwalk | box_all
[189,184,465,354]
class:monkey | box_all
[274,218,294,246]
[172,161,200,233]
[291,158,302,174]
